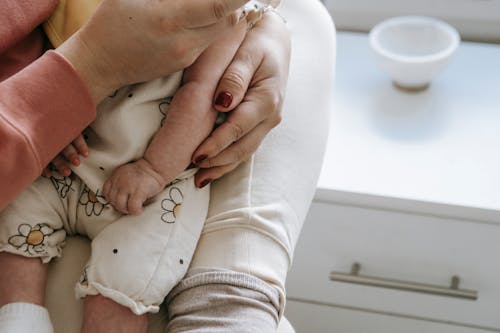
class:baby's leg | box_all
[0,176,69,333]
[0,254,53,333]
[0,253,48,306]
[81,295,147,333]
[143,22,248,184]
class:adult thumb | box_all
[213,45,261,111]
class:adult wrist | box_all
[55,34,116,105]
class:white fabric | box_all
[0,302,54,333]
[0,169,208,315]
[74,169,209,315]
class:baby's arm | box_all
[103,21,248,215]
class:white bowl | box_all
[369,16,460,90]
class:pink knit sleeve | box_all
[0,50,96,209]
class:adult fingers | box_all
[211,11,290,113]
[187,10,243,52]
[185,0,249,27]
[195,120,269,169]
[192,99,264,164]
[194,162,240,188]
[193,80,282,164]
[212,38,263,111]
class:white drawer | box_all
[286,201,500,330]
[285,300,491,333]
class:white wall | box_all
[323,0,500,43]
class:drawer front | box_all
[285,300,492,333]
[286,202,500,330]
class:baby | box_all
[0,0,276,330]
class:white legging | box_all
[45,0,336,331]
[187,0,336,306]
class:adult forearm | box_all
[55,36,115,104]
[0,51,95,210]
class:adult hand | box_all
[191,11,291,187]
[56,0,249,104]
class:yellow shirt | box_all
[43,0,101,47]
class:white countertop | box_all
[317,32,500,223]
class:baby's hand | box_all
[103,159,166,215]
[42,134,89,177]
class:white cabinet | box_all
[285,300,490,333]
[285,32,500,333]
[285,199,500,332]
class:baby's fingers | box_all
[61,144,81,167]
[72,135,89,157]
[42,166,53,178]
[127,193,145,216]
[52,155,72,176]
[113,191,130,214]
[102,181,126,214]
[102,179,112,200]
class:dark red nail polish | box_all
[199,179,212,188]
[215,92,233,108]
[194,154,208,165]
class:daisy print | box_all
[8,223,64,256]
[79,266,90,286]
[161,187,183,223]
[79,186,109,217]
[50,174,73,198]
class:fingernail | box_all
[215,91,233,108]
[194,154,208,165]
[199,179,212,188]
[72,158,80,166]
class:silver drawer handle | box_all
[330,263,478,300]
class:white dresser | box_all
[284,33,500,332]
